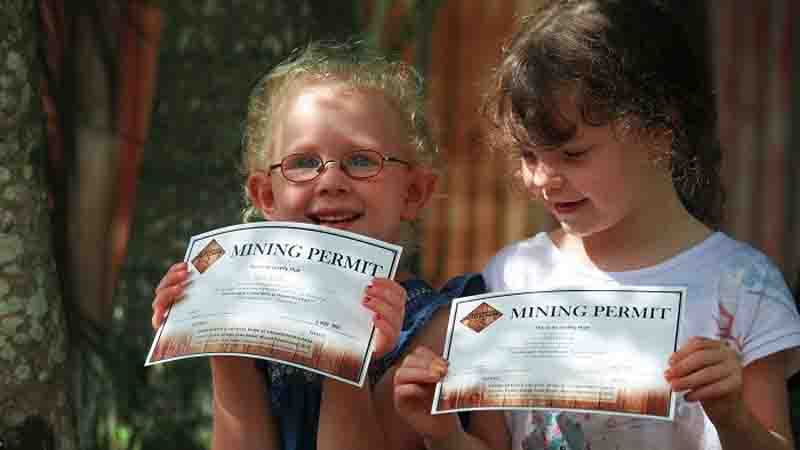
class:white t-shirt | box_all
[483,232,800,450]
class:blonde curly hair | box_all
[241,41,438,223]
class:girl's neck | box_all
[551,193,713,272]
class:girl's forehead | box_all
[286,81,394,112]
[270,81,412,156]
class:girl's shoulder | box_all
[369,273,487,378]
[483,232,562,290]
[705,233,789,294]
[485,232,555,269]
[400,273,485,316]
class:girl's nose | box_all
[313,161,351,194]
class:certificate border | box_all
[145,221,403,387]
[434,287,684,420]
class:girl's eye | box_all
[519,149,538,164]
[347,152,380,168]
[285,154,321,170]
[563,148,588,160]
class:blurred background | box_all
[1,1,798,449]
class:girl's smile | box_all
[306,206,363,229]
[551,199,588,216]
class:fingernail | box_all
[430,367,444,378]
[431,360,448,374]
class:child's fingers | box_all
[401,346,448,373]
[151,310,161,330]
[150,263,191,330]
[668,360,737,392]
[373,313,400,345]
[666,337,743,404]
[669,336,721,365]
[151,303,170,329]
[667,348,726,379]
[365,278,406,313]
[394,365,447,385]
[394,382,438,402]
[394,381,438,420]
[151,284,188,311]
[363,278,406,333]
[154,273,189,297]
[394,381,432,399]
[363,294,403,332]
[405,344,443,362]
[154,263,185,291]
[683,373,741,402]
[152,309,167,329]
[667,340,738,379]
[154,262,190,294]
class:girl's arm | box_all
[317,278,407,450]
[317,377,383,449]
[211,357,280,450]
[667,338,794,450]
[151,264,279,449]
[715,351,793,450]
[388,307,510,450]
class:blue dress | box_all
[256,273,486,450]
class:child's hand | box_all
[665,336,745,424]
[362,278,406,360]
[394,346,459,441]
[151,262,191,330]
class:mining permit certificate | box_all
[432,287,684,420]
[144,222,402,387]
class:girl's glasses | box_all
[268,149,411,183]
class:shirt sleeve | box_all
[735,253,800,377]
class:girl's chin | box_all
[557,220,598,238]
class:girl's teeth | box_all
[318,215,356,222]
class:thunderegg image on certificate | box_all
[144,222,402,387]
[432,288,684,420]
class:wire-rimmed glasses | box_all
[268,149,411,183]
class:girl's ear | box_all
[401,167,438,221]
[246,171,277,219]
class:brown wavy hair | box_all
[484,0,724,228]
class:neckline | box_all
[542,231,726,277]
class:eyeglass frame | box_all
[267,149,412,183]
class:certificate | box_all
[144,222,402,387]
[432,287,684,420]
